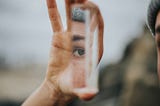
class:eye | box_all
[73,47,85,58]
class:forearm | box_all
[22,80,65,106]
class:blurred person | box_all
[22,0,104,106]
[147,0,160,79]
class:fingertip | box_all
[78,92,96,101]
[73,88,98,101]
[46,0,56,8]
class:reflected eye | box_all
[73,47,85,57]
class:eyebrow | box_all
[72,35,85,41]
[155,25,160,34]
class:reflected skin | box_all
[71,21,86,88]
[58,13,102,101]
[22,0,104,106]
[155,12,160,79]
[71,19,99,88]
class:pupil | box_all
[78,49,84,55]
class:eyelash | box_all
[73,47,85,58]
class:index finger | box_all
[65,0,72,31]
[46,0,63,33]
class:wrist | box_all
[22,79,60,106]
[43,79,75,106]
[42,79,60,102]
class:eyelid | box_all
[73,46,85,51]
[73,45,85,49]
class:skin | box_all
[22,0,104,106]
[155,11,160,79]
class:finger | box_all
[83,1,104,61]
[46,0,63,33]
[65,0,72,31]
[97,10,104,61]
[90,14,98,32]
[47,32,72,78]
[73,88,98,100]
[81,1,99,31]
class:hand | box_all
[46,0,104,101]
[22,0,104,106]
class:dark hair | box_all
[147,0,160,36]
[72,7,85,22]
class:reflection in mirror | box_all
[70,4,99,93]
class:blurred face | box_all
[155,11,160,79]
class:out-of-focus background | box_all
[0,0,160,106]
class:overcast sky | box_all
[0,0,150,67]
